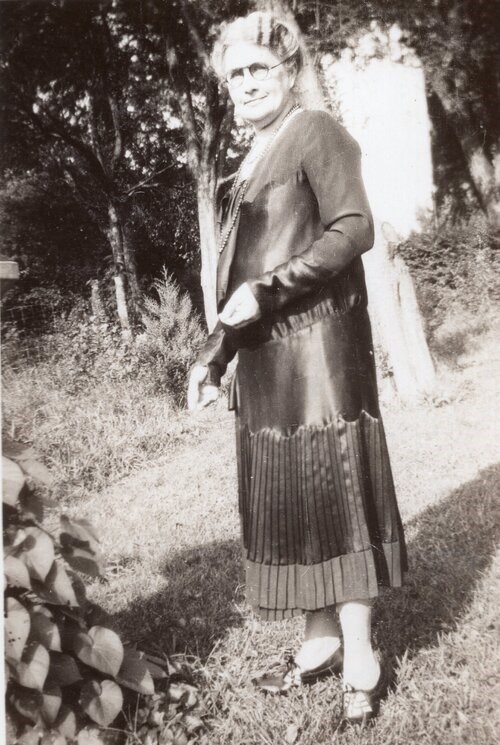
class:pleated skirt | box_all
[231,294,407,620]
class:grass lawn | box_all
[4,319,500,744]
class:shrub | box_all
[3,271,205,405]
[3,450,166,742]
[397,216,500,334]
[136,270,206,403]
[3,450,207,745]
[2,272,206,497]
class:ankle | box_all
[343,650,380,691]
[295,636,342,672]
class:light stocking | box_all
[338,599,380,690]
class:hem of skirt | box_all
[246,541,405,621]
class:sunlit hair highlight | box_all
[212,11,303,79]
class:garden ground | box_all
[67,319,500,745]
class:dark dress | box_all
[196,110,407,620]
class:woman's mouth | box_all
[244,97,265,106]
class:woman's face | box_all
[223,42,296,130]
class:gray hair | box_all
[212,11,303,78]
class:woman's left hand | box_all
[218,282,262,328]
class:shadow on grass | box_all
[374,461,500,661]
[112,538,244,660]
[113,463,500,664]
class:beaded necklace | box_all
[218,103,302,255]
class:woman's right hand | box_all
[187,365,219,411]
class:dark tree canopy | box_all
[1,0,498,323]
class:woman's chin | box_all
[239,105,268,124]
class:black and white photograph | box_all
[2,1,499,743]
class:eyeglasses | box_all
[224,51,297,88]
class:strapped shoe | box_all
[341,664,389,726]
[252,646,343,694]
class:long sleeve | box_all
[246,112,374,315]
[194,320,237,386]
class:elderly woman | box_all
[188,11,407,725]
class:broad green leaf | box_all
[4,555,32,589]
[54,705,77,740]
[58,617,83,652]
[18,527,55,582]
[15,641,50,691]
[18,454,53,488]
[41,683,62,725]
[62,544,103,578]
[116,648,154,695]
[2,456,25,506]
[66,570,87,605]
[20,489,45,522]
[75,626,123,677]
[60,515,100,545]
[32,560,79,607]
[29,608,62,651]
[143,657,168,680]
[3,442,53,486]
[84,602,112,629]
[8,687,43,724]
[80,679,123,727]
[47,652,83,687]
[5,597,30,663]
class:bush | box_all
[4,271,205,405]
[397,216,500,334]
[2,273,206,496]
[4,451,208,745]
[3,451,166,742]
[136,270,206,402]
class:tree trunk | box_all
[120,208,141,306]
[196,172,218,331]
[365,222,436,403]
[107,200,141,300]
[107,200,133,335]
[468,144,500,228]
[431,80,500,228]
[113,275,132,341]
[90,279,105,322]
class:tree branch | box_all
[165,37,201,173]
[24,103,112,194]
[179,0,212,72]
[125,164,175,198]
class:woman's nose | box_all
[241,68,258,91]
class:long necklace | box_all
[218,103,302,255]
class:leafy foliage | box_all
[3,272,205,406]
[138,270,206,400]
[397,215,500,335]
[295,0,499,219]
[3,450,208,744]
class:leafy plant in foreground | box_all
[3,450,206,744]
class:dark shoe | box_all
[341,664,389,726]
[253,646,343,694]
